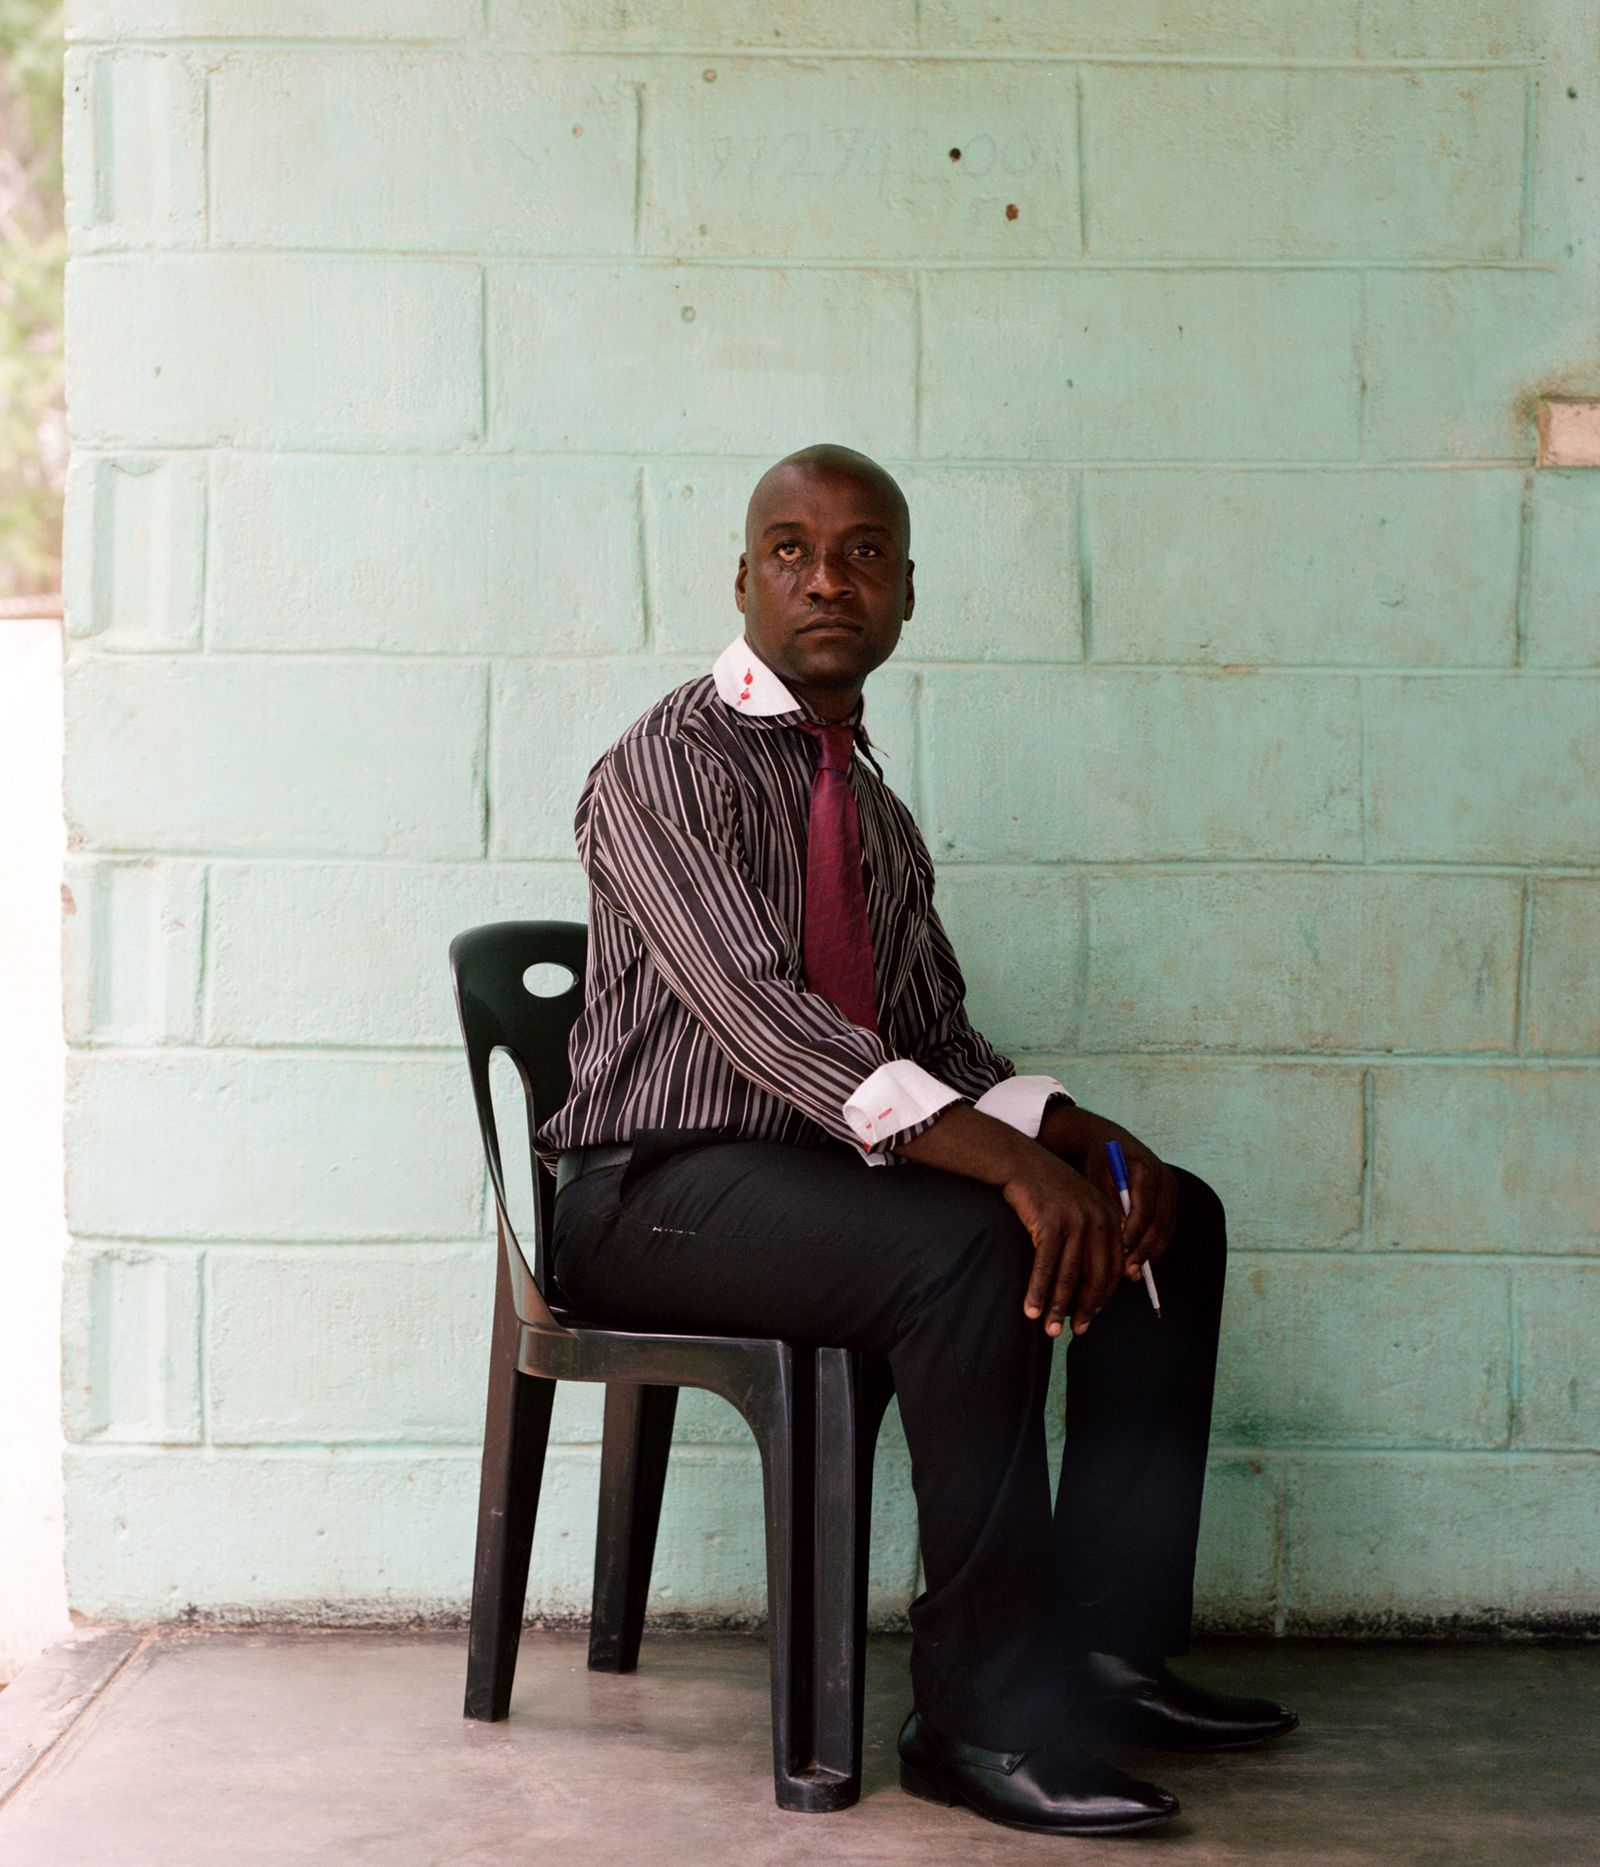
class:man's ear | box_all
[903,557,915,621]
[734,552,747,614]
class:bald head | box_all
[744,444,910,556]
[734,443,915,723]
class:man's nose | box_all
[804,550,853,601]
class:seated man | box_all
[542,443,1296,1838]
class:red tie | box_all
[796,721,879,1035]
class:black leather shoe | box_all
[898,1710,1178,1836]
[1067,1651,1300,1752]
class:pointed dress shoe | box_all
[898,1710,1179,1836]
[1067,1651,1300,1752]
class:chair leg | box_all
[463,1237,556,1722]
[588,1382,679,1673]
[810,1347,894,1805]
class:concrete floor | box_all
[0,1630,1595,1866]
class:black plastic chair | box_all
[450,919,895,1812]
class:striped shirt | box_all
[539,637,1067,1165]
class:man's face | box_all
[735,464,914,702]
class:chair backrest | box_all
[449,919,588,1332]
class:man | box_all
[543,444,1297,1838]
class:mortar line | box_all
[1519,69,1537,259]
[194,861,212,1042]
[1359,1067,1376,1247]
[77,1039,1600,1070]
[631,82,645,251]
[635,464,654,650]
[99,246,1562,272]
[1076,469,1093,661]
[911,271,925,456]
[1357,675,1373,863]
[1355,269,1369,457]
[68,40,1541,68]
[200,64,212,245]
[477,266,490,442]
[909,672,930,829]
[1506,1271,1521,1448]
[1513,875,1535,1052]
[71,444,1553,470]
[73,648,1600,675]
[478,661,493,857]
[197,1246,211,1443]
[1272,1462,1291,1638]
[1512,469,1534,667]
[196,453,212,649]
[1074,64,1088,255]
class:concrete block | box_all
[1373,1067,1600,1252]
[647,462,1080,662]
[1082,870,1521,1055]
[1362,271,1587,462]
[62,455,206,650]
[205,861,590,1047]
[64,1448,481,1621]
[922,270,1362,462]
[66,1054,483,1240]
[1515,1264,1600,1451]
[210,54,636,255]
[921,669,1362,861]
[62,857,203,1044]
[1088,469,1520,668]
[1084,68,1521,261]
[931,866,1081,1055]
[207,1245,493,1445]
[491,0,918,46]
[1525,880,1600,1056]
[64,657,487,858]
[919,0,1361,56]
[642,60,1078,261]
[1029,1059,1365,1250]
[1216,1255,1510,1450]
[206,457,643,656]
[1285,1454,1600,1629]
[900,467,1081,662]
[1526,474,1600,667]
[489,657,701,860]
[67,256,482,449]
[67,0,481,37]
[61,1245,202,1444]
[63,51,205,250]
[1192,1458,1280,1632]
[1365,675,1600,863]
[489,265,916,456]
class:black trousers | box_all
[552,1137,1227,1751]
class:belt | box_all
[555,1143,633,1196]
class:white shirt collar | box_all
[711,635,803,716]
[711,634,878,754]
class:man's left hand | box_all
[1037,1103,1179,1280]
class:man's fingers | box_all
[1071,1213,1119,1334]
[1046,1228,1085,1336]
[1024,1228,1063,1320]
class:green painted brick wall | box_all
[60,0,1600,1633]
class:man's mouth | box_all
[797,617,861,635]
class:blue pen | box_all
[1105,1141,1162,1320]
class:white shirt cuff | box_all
[973,1075,1072,1140]
[843,1059,965,1165]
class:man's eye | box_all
[853,543,880,557]
[775,541,803,558]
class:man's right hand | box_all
[1002,1150,1127,1338]
[893,1103,1126,1336]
